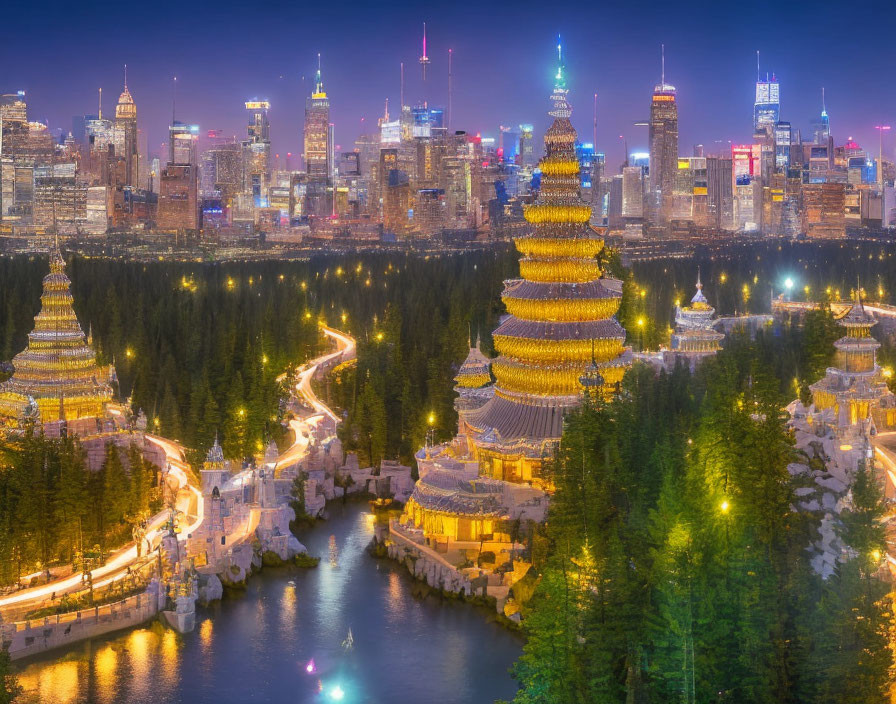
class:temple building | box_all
[809,291,896,431]
[0,248,114,430]
[459,46,631,486]
[663,271,724,371]
[400,45,629,563]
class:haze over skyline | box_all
[4,0,895,166]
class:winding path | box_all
[0,325,354,614]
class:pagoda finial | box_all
[696,266,702,291]
[554,35,566,91]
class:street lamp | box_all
[874,125,891,193]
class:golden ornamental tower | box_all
[0,248,113,428]
[462,42,631,485]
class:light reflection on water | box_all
[15,502,522,704]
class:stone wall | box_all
[1,580,166,661]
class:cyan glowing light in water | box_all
[329,684,345,700]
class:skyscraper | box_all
[813,89,831,145]
[648,47,678,227]
[113,68,138,187]
[242,100,271,206]
[304,54,331,216]
[753,63,780,135]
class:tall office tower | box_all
[706,155,734,230]
[168,122,199,166]
[774,121,792,172]
[113,70,138,187]
[304,55,330,216]
[242,100,272,207]
[813,89,830,145]
[519,124,535,167]
[160,121,199,230]
[621,166,644,217]
[648,48,678,227]
[753,65,780,135]
[201,141,242,200]
[1,92,28,155]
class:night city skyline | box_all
[5,0,896,165]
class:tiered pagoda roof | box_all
[408,468,506,518]
[464,45,630,449]
[0,248,112,428]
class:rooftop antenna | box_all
[756,50,760,82]
[124,63,128,90]
[172,76,177,124]
[661,44,665,86]
[400,62,404,109]
[448,48,453,132]
[98,87,102,120]
[593,92,598,151]
[384,97,389,122]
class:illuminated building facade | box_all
[754,73,780,135]
[304,57,331,217]
[0,249,113,429]
[113,75,138,187]
[648,75,678,225]
[242,100,272,207]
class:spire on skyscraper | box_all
[419,22,431,83]
[313,53,325,97]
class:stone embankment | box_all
[2,580,166,661]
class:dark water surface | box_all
[15,502,522,704]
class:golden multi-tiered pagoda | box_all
[0,248,113,429]
[810,290,896,430]
[460,45,631,485]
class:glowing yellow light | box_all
[375,332,384,342]
[804,285,810,296]
[365,278,371,286]
[335,267,343,276]
[674,298,681,307]
[305,311,312,320]
[125,348,134,359]
[279,274,284,281]
[238,408,246,418]
[262,355,268,365]
[637,317,645,327]
[153,417,160,427]
[427,412,436,426]
[300,281,307,291]
[872,549,882,562]
[639,289,646,298]
[226,277,235,290]
[839,444,853,451]
[719,273,727,283]
[720,500,730,513]
[883,367,893,378]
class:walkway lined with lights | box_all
[0,436,197,611]
[0,325,354,614]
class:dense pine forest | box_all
[507,329,891,703]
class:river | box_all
[14,502,523,704]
